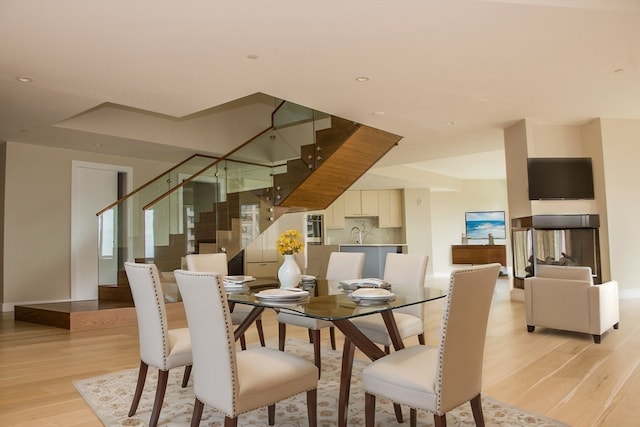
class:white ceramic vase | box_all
[278,254,302,288]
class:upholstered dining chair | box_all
[278,251,365,376]
[124,262,193,427]
[362,263,501,427]
[351,253,429,353]
[174,269,318,427]
[185,253,265,349]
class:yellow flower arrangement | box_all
[276,229,304,255]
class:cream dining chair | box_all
[124,262,193,427]
[351,253,429,353]
[361,263,501,427]
[185,253,266,349]
[174,269,318,427]
[278,251,365,377]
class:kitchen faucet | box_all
[351,226,363,244]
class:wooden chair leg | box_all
[434,413,447,427]
[191,398,205,427]
[470,394,485,427]
[308,328,314,343]
[128,360,148,416]
[240,334,247,350]
[307,388,318,427]
[593,334,602,344]
[224,416,238,427]
[268,404,276,425]
[384,345,390,354]
[149,369,169,427]
[256,318,266,347]
[393,402,403,423]
[330,326,336,350]
[418,333,425,345]
[182,365,192,387]
[278,322,286,351]
[410,408,417,427]
[312,329,322,378]
[365,392,376,427]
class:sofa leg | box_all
[527,325,535,333]
[593,334,601,344]
[614,322,619,329]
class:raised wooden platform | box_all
[14,300,137,331]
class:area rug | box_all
[74,339,568,426]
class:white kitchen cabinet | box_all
[344,190,379,217]
[361,190,379,216]
[378,189,403,228]
[245,228,278,276]
[325,194,345,229]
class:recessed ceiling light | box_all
[614,68,624,73]
[355,76,369,82]
[373,111,385,116]
[445,121,456,126]
[246,54,259,60]
[16,76,33,83]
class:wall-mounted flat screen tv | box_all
[465,211,506,239]
[527,157,594,200]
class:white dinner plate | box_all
[255,288,309,301]
[223,275,256,284]
[348,288,395,303]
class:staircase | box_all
[97,99,401,303]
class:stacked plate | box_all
[223,275,255,290]
[348,288,395,305]
[338,278,391,291]
[254,288,309,304]
[300,275,316,286]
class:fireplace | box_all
[511,215,601,289]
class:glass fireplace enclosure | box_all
[511,215,601,289]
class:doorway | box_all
[71,161,132,301]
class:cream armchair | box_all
[524,265,619,343]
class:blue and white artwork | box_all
[465,211,506,239]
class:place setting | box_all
[347,287,396,305]
[253,287,310,306]
[222,275,255,292]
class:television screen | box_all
[465,211,506,239]
[527,157,594,200]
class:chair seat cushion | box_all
[278,311,333,330]
[235,347,318,414]
[362,344,438,410]
[351,313,423,345]
[166,327,193,368]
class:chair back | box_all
[185,253,229,275]
[124,262,170,370]
[436,263,500,413]
[325,252,365,281]
[536,264,593,284]
[174,270,237,414]
[382,253,428,319]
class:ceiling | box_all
[1,0,639,189]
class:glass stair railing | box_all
[97,98,401,299]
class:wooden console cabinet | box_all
[451,245,506,266]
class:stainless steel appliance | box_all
[305,214,324,245]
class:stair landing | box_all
[14,300,136,331]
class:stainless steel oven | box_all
[305,214,324,245]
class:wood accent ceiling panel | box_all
[281,125,401,210]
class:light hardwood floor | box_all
[1,278,639,426]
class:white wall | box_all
[428,180,509,277]
[2,142,173,309]
[599,119,640,297]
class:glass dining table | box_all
[226,278,446,427]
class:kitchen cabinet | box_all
[344,190,379,217]
[245,229,278,277]
[378,189,403,228]
[325,194,345,229]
